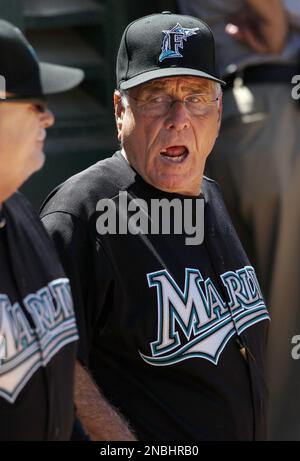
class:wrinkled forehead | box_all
[131,76,216,96]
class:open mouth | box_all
[160,146,189,163]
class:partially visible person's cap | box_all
[117,11,225,90]
[0,19,84,98]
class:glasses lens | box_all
[185,94,217,115]
[133,93,218,116]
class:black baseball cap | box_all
[117,11,225,90]
[0,19,84,98]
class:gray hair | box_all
[119,89,129,108]
[215,82,222,96]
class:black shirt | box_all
[41,151,270,441]
[0,193,78,441]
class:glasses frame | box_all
[126,92,220,116]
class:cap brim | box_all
[39,62,84,95]
[119,68,226,90]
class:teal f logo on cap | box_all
[159,23,200,63]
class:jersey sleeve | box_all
[41,211,113,366]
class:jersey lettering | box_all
[140,266,269,366]
[0,278,78,403]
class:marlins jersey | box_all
[0,193,78,441]
[41,151,270,441]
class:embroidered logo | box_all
[159,23,199,63]
[0,278,78,403]
[140,266,270,366]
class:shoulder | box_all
[5,192,66,271]
[6,190,35,212]
[40,151,136,221]
[202,175,220,188]
[6,192,46,230]
[202,175,223,198]
[202,175,232,220]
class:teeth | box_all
[160,152,187,163]
[169,154,185,162]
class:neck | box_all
[0,184,17,205]
[121,148,129,163]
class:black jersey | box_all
[41,151,270,441]
[0,192,78,441]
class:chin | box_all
[33,150,46,172]
[25,150,46,182]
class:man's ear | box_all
[114,90,125,141]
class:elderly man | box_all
[0,20,84,440]
[41,12,270,441]
[179,0,300,441]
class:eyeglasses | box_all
[0,96,48,113]
[127,93,220,117]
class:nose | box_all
[40,109,55,129]
[164,101,190,132]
